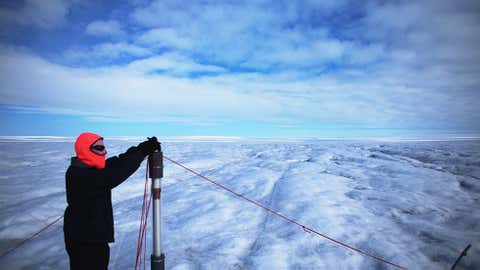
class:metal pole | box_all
[148,147,165,270]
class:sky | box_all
[0,0,479,137]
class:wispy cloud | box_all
[62,42,152,63]
[137,28,194,49]
[130,53,226,74]
[85,20,125,37]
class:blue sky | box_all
[0,0,479,137]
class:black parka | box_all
[63,146,146,243]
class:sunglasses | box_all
[91,145,106,151]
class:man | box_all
[63,132,160,269]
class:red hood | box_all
[74,132,106,169]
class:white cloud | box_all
[0,0,70,29]
[0,48,280,123]
[3,46,477,129]
[130,0,193,28]
[123,53,226,75]
[245,38,347,69]
[137,28,193,49]
[92,42,151,58]
[130,0,278,65]
[62,47,225,75]
[63,42,152,62]
[127,0,480,80]
[127,1,386,69]
[85,20,125,37]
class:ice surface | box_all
[0,138,479,269]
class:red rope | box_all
[0,215,63,259]
[164,155,409,270]
[135,160,152,270]
[142,193,152,269]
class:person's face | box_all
[91,139,107,156]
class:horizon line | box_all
[1,135,479,143]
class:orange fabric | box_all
[74,132,106,169]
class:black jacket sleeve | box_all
[101,146,146,189]
[79,146,146,194]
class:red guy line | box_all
[164,155,408,270]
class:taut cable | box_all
[164,155,408,270]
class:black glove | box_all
[137,136,160,155]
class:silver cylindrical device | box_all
[152,177,162,256]
[148,148,165,270]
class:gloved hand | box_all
[137,136,160,155]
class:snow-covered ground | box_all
[0,137,479,269]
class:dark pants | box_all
[65,240,110,270]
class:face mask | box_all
[74,132,106,169]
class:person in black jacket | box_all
[64,132,160,270]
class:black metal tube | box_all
[148,146,163,179]
[151,254,165,270]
